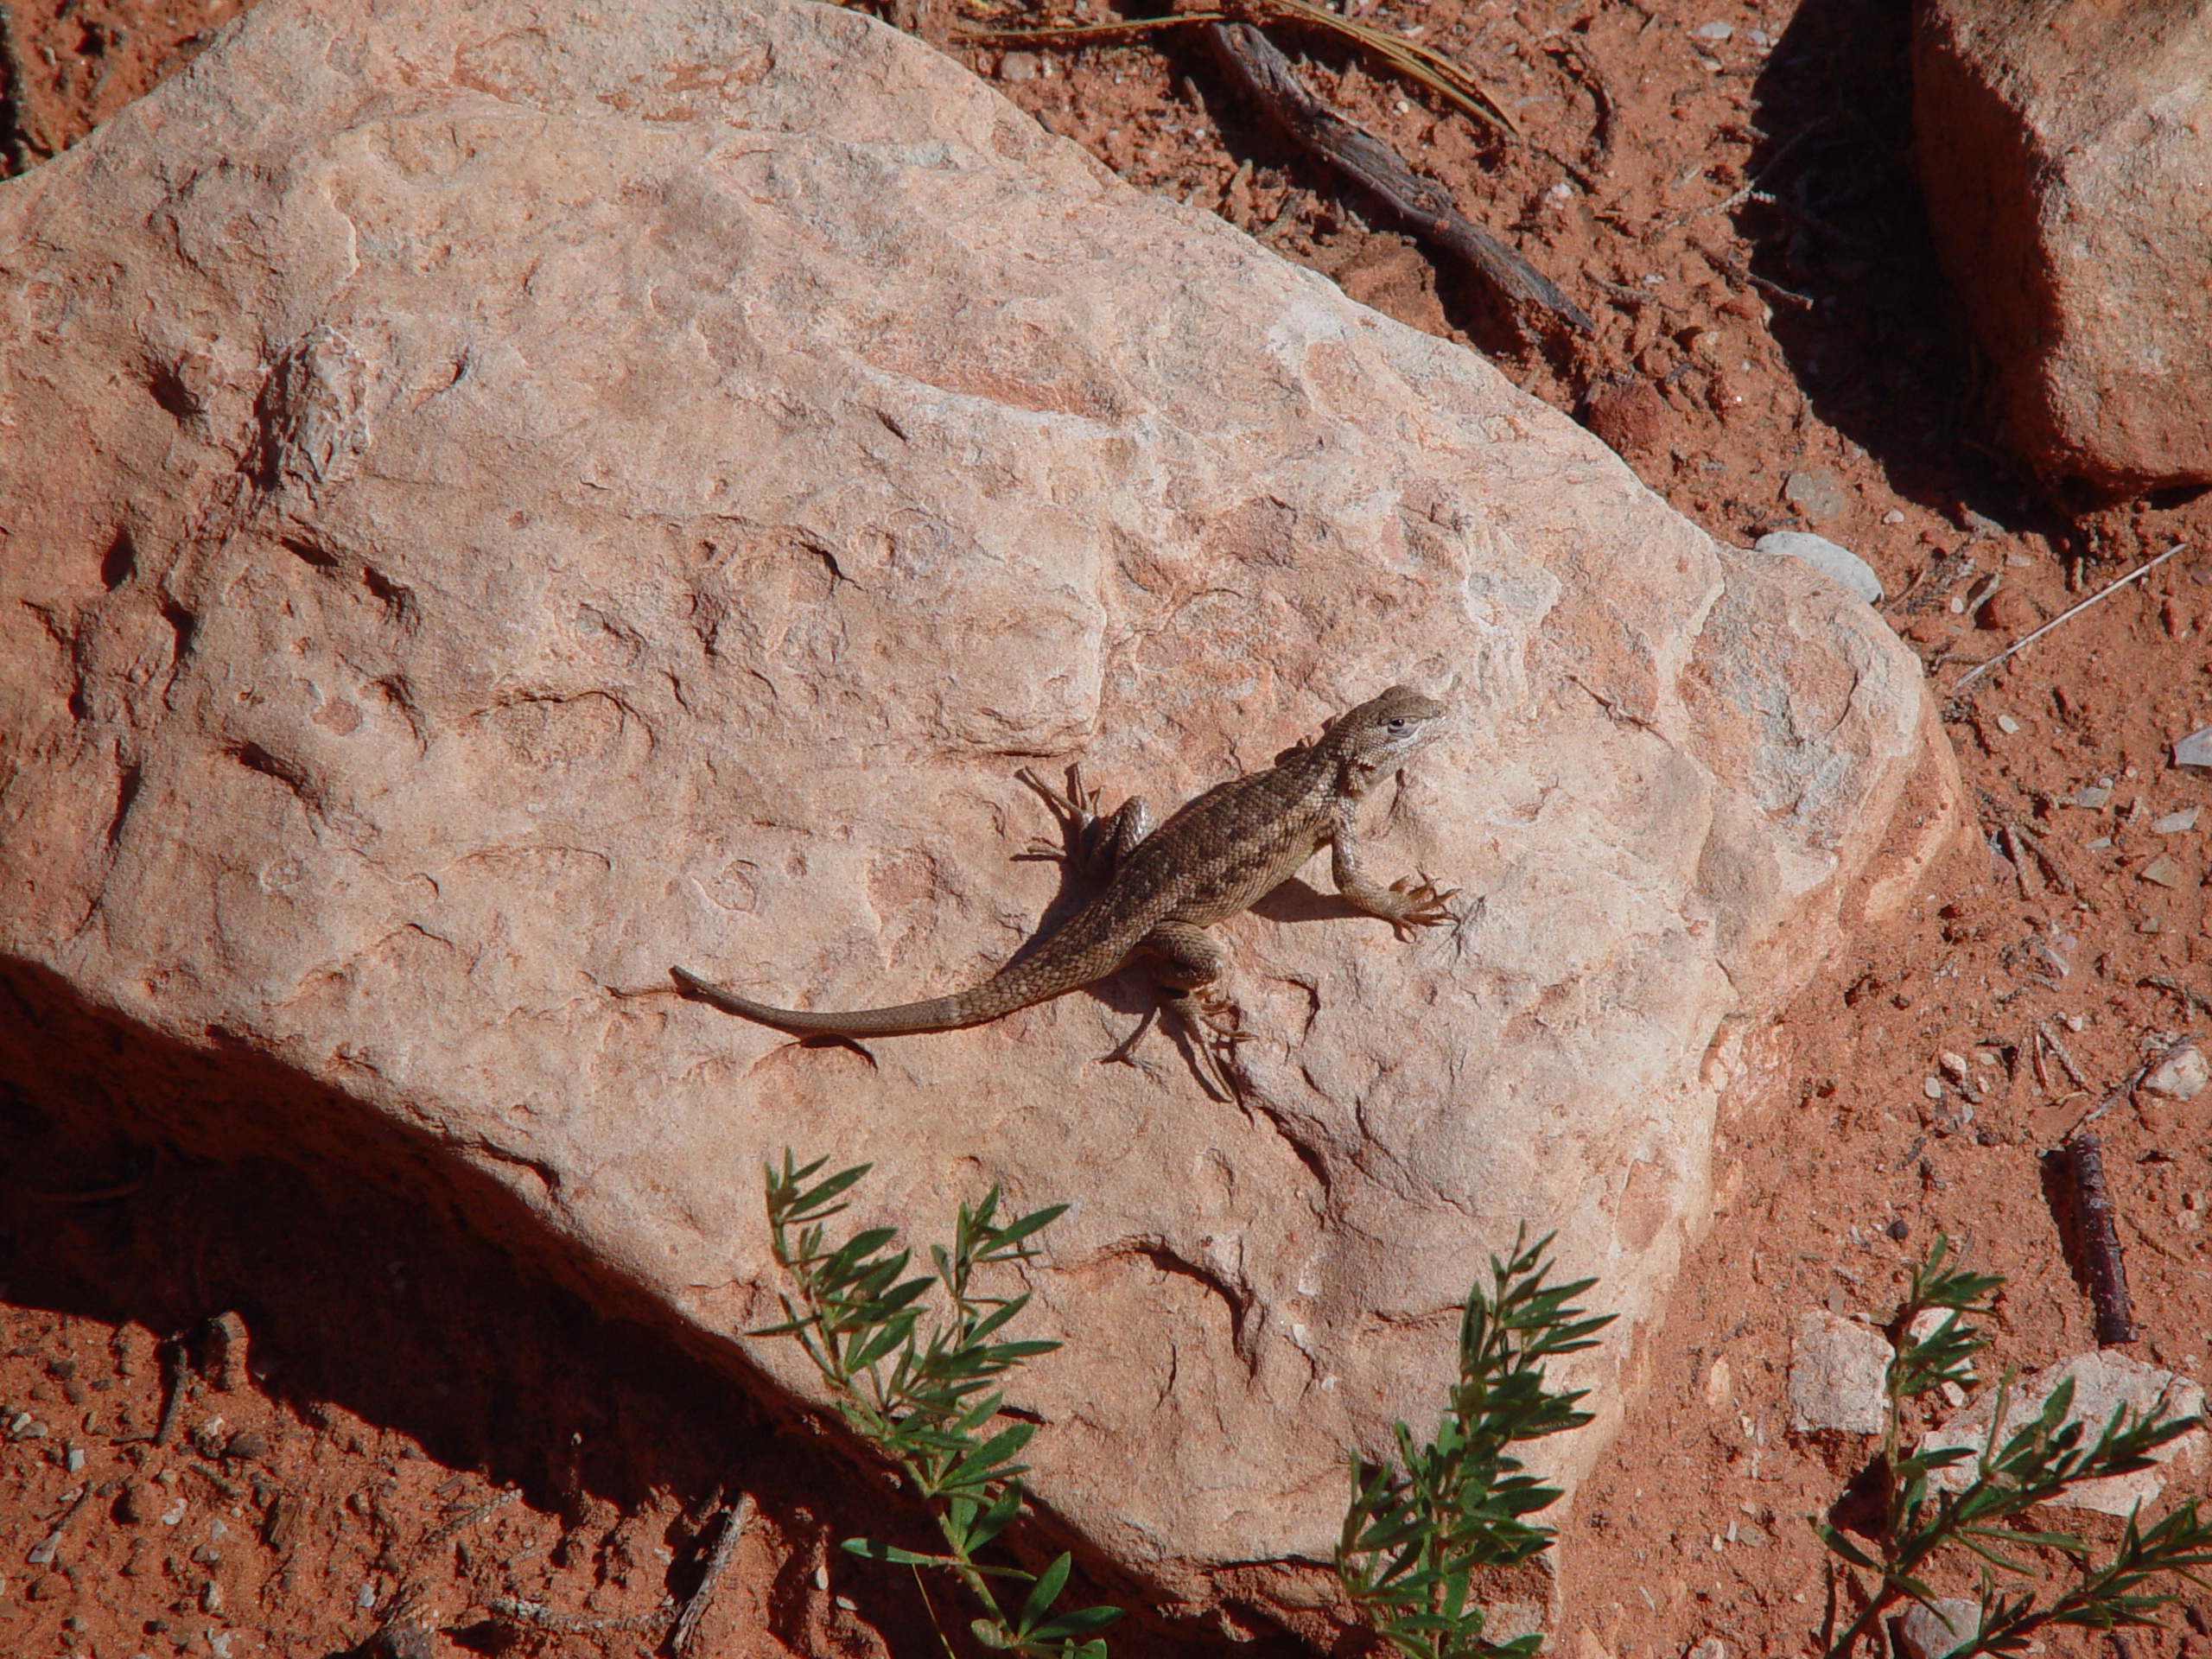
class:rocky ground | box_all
[3,0,2210,1656]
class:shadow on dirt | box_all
[0,959,1249,1656]
[1735,0,2064,547]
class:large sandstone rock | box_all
[0,0,1953,1639]
[1915,0,2212,494]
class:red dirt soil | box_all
[5,0,2212,1656]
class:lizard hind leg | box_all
[1015,763,1154,880]
[1138,920,1250,1102]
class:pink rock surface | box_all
[0,0,1953,1636]
[1916,0,2212,493]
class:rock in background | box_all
[0,0,1952,1637]
[1915,0,2212,495]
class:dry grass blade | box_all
[951,0,1520,139]
[1237,0,1521,137]
[1951,542,2189,693]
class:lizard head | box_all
[1322,685,1448,791]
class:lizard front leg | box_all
[1016,763,1154,880]
[1138,920,1248,1102]
[1329,801,1459,940]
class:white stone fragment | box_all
[1919,1351,2206,1514]
[1789,1310,1893,1433]
[2152,807,2200,834]
[1895,1599,1982,1659]
[2141,1043,2209,1102]
[2175,727,2212,769]
[1756,531,1884,603]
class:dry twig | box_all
[2064,1135,2138,1345]
[488,1594,677,1636]
[1207,22,1592,334]
[1952,543,2189,693]
[672,1494,758,1656]
[2139,974,2212,1020]
[2036,1020,2092,1092]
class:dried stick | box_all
[488,1594,676,1636]
[1209,22,1592,334]
[2139,974,2212,1020]
[2065,1135,2138,1345]
[1643,118,1828,242]
[2008,822,2077,899]
[2036,1020,2091,1092]
[1952,543,2188,693]
[671,1494,757,1656]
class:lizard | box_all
[670,685,1457,1096]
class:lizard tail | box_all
[670,959,1085,1037]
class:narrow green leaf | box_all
[1030,1605,1124,1640]
[1016,1553,1073,1632]
[842,1537,956,1568]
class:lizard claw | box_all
[1017,763,1103,828]
[1166,992,1251,1101]
[1385,873,1461,941]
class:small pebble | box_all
[1886,1217,1910,1240]
[2142,1043,2209,1102]
[1895,1595,1981,1659]
[1980,587,2031,631]
[996,51,1039,81]
[26,1533,58,1566]
[1747,26,1771,46]
[2073,785,2111,808]
[65,1445,84,1473]
[1939,1051,1970,1081]
[1757,530,1882,603]
[357,1580,378,1609]
[2153,807,2200,834]
[2088,836,2113,850]
[1693,20,1732,40]
[2174,726,2212,768]
[2140,854,2185,887]
[204,1580,226,1613]
[1996,714,2021,734]
[2139,918,2164,933]
[1882,508,1905,524]
[1923,1076,1945,1100]
[161,1495,187,1526]
[1783,468,1848,523]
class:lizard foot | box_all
[1015,763,1114,871]
[1382,873,1462,941]
[1166,992,1253,1102]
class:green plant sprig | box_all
[759,1152,1122,1658]
[1814,1233,2212,1659]
[1336,1224,1616,1659]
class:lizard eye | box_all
[1385,717,1408,732]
